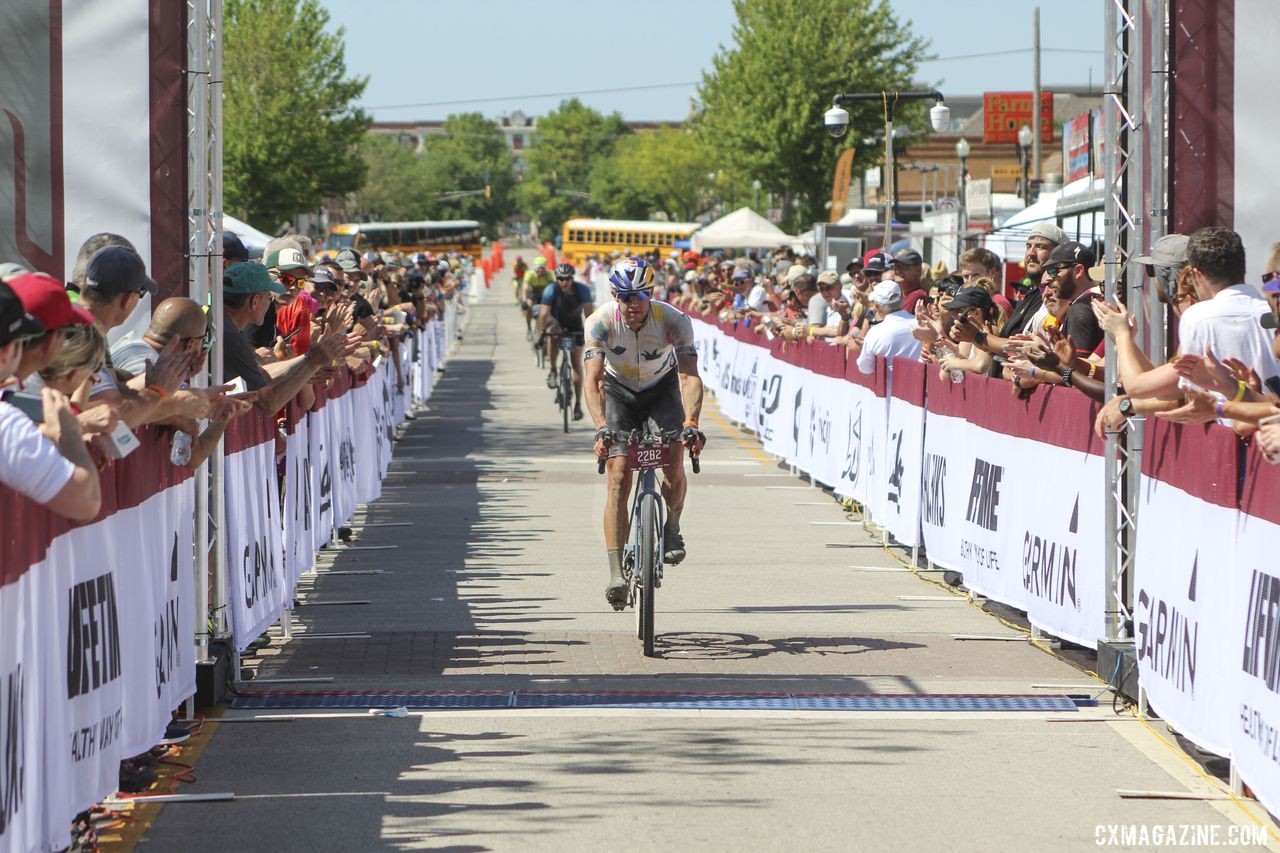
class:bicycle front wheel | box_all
[560,361,572,433]
[635,492,659,657]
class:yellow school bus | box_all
[559,218,701,266]
[324,220,482,259]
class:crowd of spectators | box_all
[641,223,1280,458]
[0,231,470,839]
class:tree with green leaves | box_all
[422,113,517,235]
[696,0,930,229]
[590,129,717,222]
[223,0,368,229]
[519,99,630,240]
[350,134,433,222]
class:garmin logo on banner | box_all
[0,664,24,836]
[1242,568,1280,693]
[1022,496,1081,610]
[965,459,1003,531]
[242,536,280,609]
[155,534,182,699]
[922,453,946,526]
[887,429,905,507]
[338,437,357,483]
[841,405,862,486]
[1136,554,1199,694]
[66,572,122,699]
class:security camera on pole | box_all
[824,90,949,247]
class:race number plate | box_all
[628,443,673,471]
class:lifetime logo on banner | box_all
[960,457,1004,573]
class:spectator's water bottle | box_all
[949,366,965,384]
[170,430,193,466]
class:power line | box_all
[920,47,1101,63]
[359,81,699,112]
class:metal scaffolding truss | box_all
[1101,0,1171,642]
[186,0,227,665]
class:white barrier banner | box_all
[861,385,889,523]
[284,415,315,588]
[225,440,287,652]
[355,375,384,506]
[1018,439,1105,649]
[1230,511,1280,812]
[882,393,924,548]
[308,402,335,553]
[919,409,968,573]
[43,520,129,829]
[795,372,841,487]
[0,570,43,853]
[116,483,196,760]
[1136,478,1236,757]
[334,390,359,527]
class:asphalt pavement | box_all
[138,287,1276,852]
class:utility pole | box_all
[1032,6,1042,185]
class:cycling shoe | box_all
[573,406,584,421]
[546,371,558,389]
[663,531,686,566]
[605,581,628,610]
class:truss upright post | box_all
[1102,0,1142,642]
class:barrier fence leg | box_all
[280,608,293,640]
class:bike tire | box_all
[560,361,572,433]
[636,493,658,657]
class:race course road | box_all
[139,293,1271,853]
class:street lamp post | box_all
[752,179,762,212]
[955,136,970,259]
[823,90,949,247]
[1017,124,1033,205]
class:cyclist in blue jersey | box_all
[537,262,595,419]
[583,257,706,609]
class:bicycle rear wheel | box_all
[635,492,659,656]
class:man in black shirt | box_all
[223,262,351,412]
[1041,241,1104,356]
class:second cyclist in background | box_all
[537,262,595,420]
[520,256,553,339]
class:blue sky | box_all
[318,0,1104,122]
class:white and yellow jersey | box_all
[583,299,697,392]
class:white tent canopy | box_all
[690,207,794,251]
[222,213,274,257]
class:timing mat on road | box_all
[229,690,1089,712]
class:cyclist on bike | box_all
[520,257,553,339]
[512,255,527,305]
[583,256,706,609]
[537,262,595,418]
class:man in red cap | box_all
[6,272,94,384]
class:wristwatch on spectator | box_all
[1118,396,1134,418]
[1060,366,1075,387]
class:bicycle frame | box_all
[596,427,699,656]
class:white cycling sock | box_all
[607,549,625,584]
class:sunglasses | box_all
[616,291,650,303]
[1042,263,1073,277]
